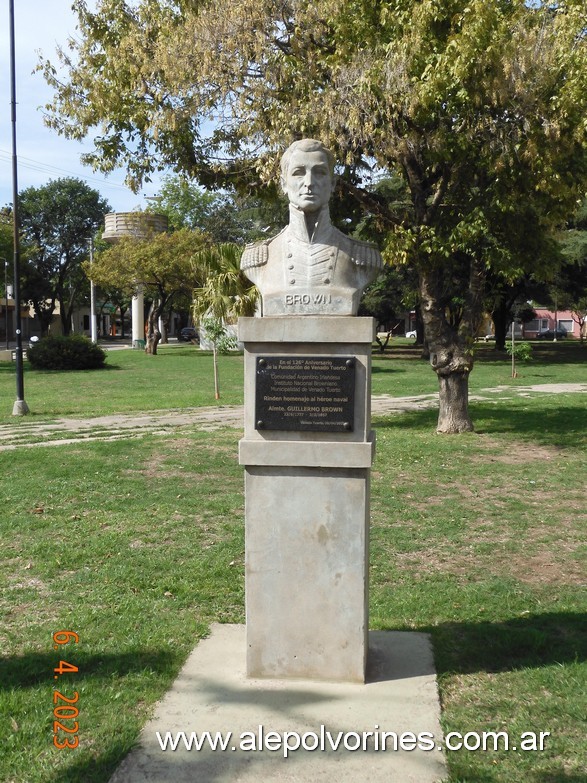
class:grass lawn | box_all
[0,340,585,782]
[0,345,245,422]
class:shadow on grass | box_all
[373,402,587,449]
[47,740,132,783]
[476,341,587,365]
[390,611,587,676]
[0,648,175,690]
[472,403,587,448]
[373,407,438,429]
[0,362,123,377]
[371,365,406,374]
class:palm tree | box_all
[192,243,258,321]
[191,243,258,398]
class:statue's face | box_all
[282,149,333,213]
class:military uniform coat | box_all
[241,206,382,316]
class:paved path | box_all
[1,383,585,451]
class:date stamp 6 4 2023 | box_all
[52,631,79,749]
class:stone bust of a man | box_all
[241,139,382,316]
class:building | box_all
[523,308,583,339]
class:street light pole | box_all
[9,0,29,415]
[89,238,98,343]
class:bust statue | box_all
[241,139,382,316]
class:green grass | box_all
[370,338,587,398]
[1,339,584,422]
[0,345,245,421]
[0,340,586,782]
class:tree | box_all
[359,264,419,349]
[0,218,11,264]
[19,178,109,335]
[147,174,284,243]
[42,1,587,431]
[191,243,258,396]
[88,228,207,353]
[192,243,259,322]
[97,285,132,338]
[554,213,587,342]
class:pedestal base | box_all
[245,466,369,682]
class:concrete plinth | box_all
[108,624,448,783]
[239,317,375,682]
[245,465,369,682]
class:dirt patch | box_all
[471,435,564,463]
[511,550,586,586]
[394,542,584,586]
[7,576,50,595]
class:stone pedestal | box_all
[238,316,375,682]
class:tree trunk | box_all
[436,370,473,433]
[159,317,168,344]
[60,307,71,336]
[120,306,127,338]
[491,299,509,351]
[414,302,425,347]
[213,342,220,399]
[420,268,475,433]
[145,301,161,355]
[37,308,53,337]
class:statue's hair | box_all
[280,139,335,180]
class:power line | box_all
[0,148,143,193]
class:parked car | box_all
[482,333,495,342]
[178,326,199,342]
[405,330,417,339]
[536,328,567,339]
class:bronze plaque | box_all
[255,355,356,432]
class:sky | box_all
[0,0,164,214]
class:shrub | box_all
[27,335,106,370]
[506,340,533,363]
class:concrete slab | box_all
[108,624,447,783]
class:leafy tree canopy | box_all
[191,242,259,322]
[42,0,587,296]
[89,226,206,295]
[146,174,285,243]
[0,220,12,266]
[19,177,109,334]
[43,1,587,218]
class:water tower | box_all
[102,212,168,347]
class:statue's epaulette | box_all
[241,240,269,270]
[349,237,383,269]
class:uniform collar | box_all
[288,204,332,243]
